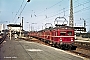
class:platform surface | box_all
[0,37,84,60]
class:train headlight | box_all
[71,40,73,41]
[60,40,62,41]
[71,38,73,41]
[60,38,62,41]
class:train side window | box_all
[60,32,66,36]
[67,31,72,36]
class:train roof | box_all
[38,24,74,32]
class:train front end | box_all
[57,28,75,49]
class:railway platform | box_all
[0,37,87,60]
[75,37,90,44]
[75,37,90,42]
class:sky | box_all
[0,0,90,31]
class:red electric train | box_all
[29,17,76,50]
[29,24,76,50]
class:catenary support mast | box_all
[69,0,74,27]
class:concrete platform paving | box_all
[0,37,86,60]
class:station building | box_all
[74,26,86,33]
[0,24,5,32]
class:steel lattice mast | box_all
[69,0,74,27]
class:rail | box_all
[0,34,7,44]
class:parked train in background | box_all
[29,24,76,50]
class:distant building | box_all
[0,24,5,32]
[73,26,87,37]
[74,26,86,33]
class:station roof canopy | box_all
[7,24,22,27]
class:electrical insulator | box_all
[27,0,30,2]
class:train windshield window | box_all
[67,31,72,36]
[60,32,66,36]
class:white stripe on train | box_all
[37,35,75,37]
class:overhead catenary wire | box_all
[28,0,90,31]
[45,6,90,27]
[13,0,90,27]
[35,0,80,18]
[14,2,28,23]
[31,0,87,20]
[74,6,90,14]
[74,0,90,8]
[29,0,64,18]
[13,0,24,23]
[29,0,79,19]
[36,0,64,16]
[42,0,90,21]
[44,5,90,21]
[19,2,27,16]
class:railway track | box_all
[69,50,90,58]
[75,41,90,50]
[0,35,7,44]
[71,41,90,59]
[23,37,90,59]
